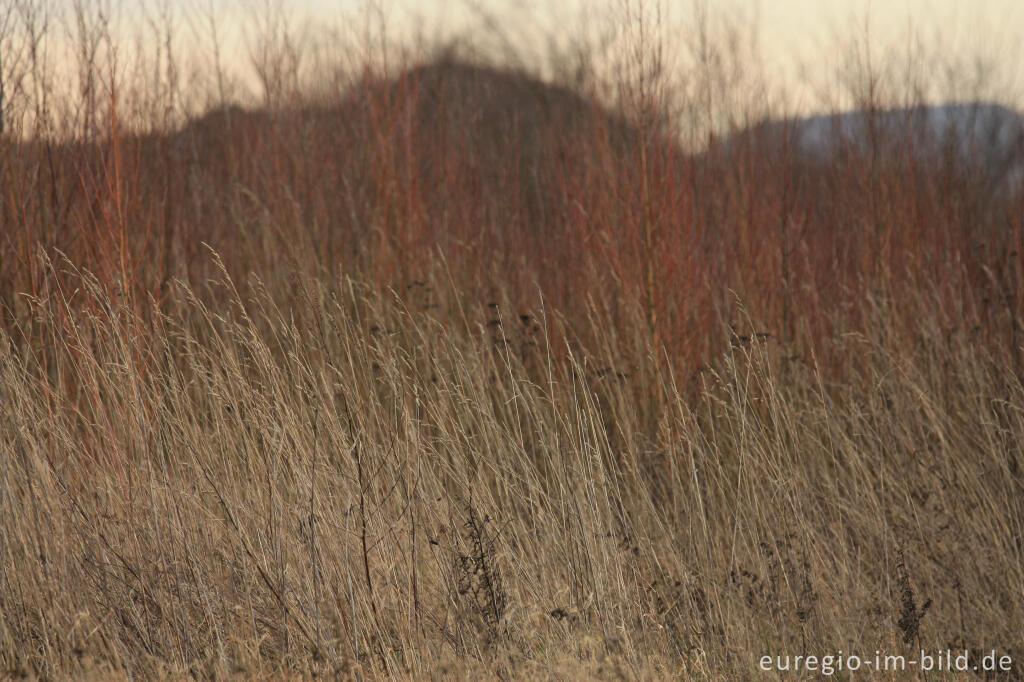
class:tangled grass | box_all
[1,256,1022,679]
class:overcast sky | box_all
[285,0,1024,107]
[28,0,1024,118]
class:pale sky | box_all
[7,0,1023,133]
[283,0,1024,109]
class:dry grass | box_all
[1,3,1024,679]
[1,254,1022,679]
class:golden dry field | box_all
[1,2,1023,679]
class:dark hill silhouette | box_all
[339,58,650,174]
[160,58,682,289]
[328,58,669,235]
[717,102,1024,196]
[173,58,659,190]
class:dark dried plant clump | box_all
[896,549,932,645]
[455,505,509,647]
